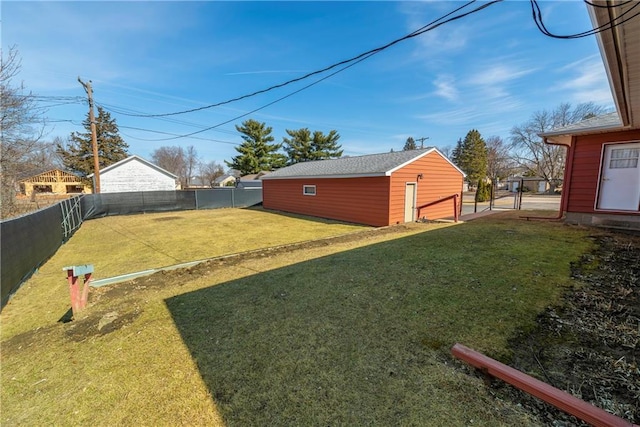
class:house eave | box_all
[587,1,639,128]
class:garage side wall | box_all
[263,177,391,226]
[567,129,640,214]
[101,160,176,193]
[389,152,463,223]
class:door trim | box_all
[594,141,640,212]
[404,182,417,223]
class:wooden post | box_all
[63,265,94,317]
[452,343,638,427]
[78,78,101,193]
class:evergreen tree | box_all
[57,106,129,177]
[451,138,463,166]
[403,137,417,151]
[283,128,313,165]
[311,130,342,160]
[283,128,342,165]
[475,180,491,202]
[225,119,286,175]
[458,129,487,185]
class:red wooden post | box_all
[63,265,94,318]
[452,343,638,427]
[453,194,459,223]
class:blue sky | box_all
[3,1,614,166]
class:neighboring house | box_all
[506,177,551,193]
[541,2,640,229]
[184,176,210,189]
[18,169,91,197]
[237,171,269,188]
[262,148,464,227]
[214,174,237,187]
[89,155,178,193]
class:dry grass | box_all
[1,210,593,426]
[1,207,367,338]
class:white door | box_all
[597,143,640,211]
[404,183,416,222]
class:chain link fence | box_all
[1,188,262,309]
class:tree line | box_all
[55,114,344,186]
[400,102,606,200]
[1,46,607,217]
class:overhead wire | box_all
[130,0,504,141]
[117,125,239,144]
[97,102,241,137]
[530,0,640,39]
[111,0,500,119]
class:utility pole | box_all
[416,136,429,149]
[78,77,101,193]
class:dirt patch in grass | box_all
[501,231,640,425]
[92,224,415,300]
[152,215,183,222]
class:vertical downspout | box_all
[523,137,573,221]
[560,136,576,215]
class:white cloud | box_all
[552,56,614,105]
[433,75,459,102]
[468,64,537,87]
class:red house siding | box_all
[389,153,463,223]
[263,177,391,226]
[566,129,640,214]
[263,151,464,227]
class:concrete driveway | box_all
[461,192,561,216]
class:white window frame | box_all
[303,185,316,196]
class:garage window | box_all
[303,185,316,196]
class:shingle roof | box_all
[262,148,454,179]
[88,155,178,179]
[214,174,235,183]
[539,112,622,137]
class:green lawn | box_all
[1,207,367,338]
[1,210,592,426]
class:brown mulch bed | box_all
[500,230,639,426]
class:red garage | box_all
[262,148,464,227]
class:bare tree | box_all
[199,160,225,187]
[439,145,453,159]
[0,46,47,218]
[151,146,186,186]
[184,146,199,187]
[510,102,607,190]
[485,136,513,184]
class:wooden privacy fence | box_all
[0,188,262,310]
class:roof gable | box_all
[18,168,82,182]
[88,155,178,179]
[541,112,622,145]
[263,148,461,180]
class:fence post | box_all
[63,264,93,318]
[453,194,459,223]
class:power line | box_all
[530,0,640,39]
[127,0,504,141]
[97,102,241,136]
[111,0,501,119]
[116,124,239,145]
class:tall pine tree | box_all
[451,138,463,166]
[283,128,343,165]
[311,130,342,160]
[458,129,487,185]
[403,137,417,151]
[283,128,313,165]
[57,106,129,177]
[225,119,286,175]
